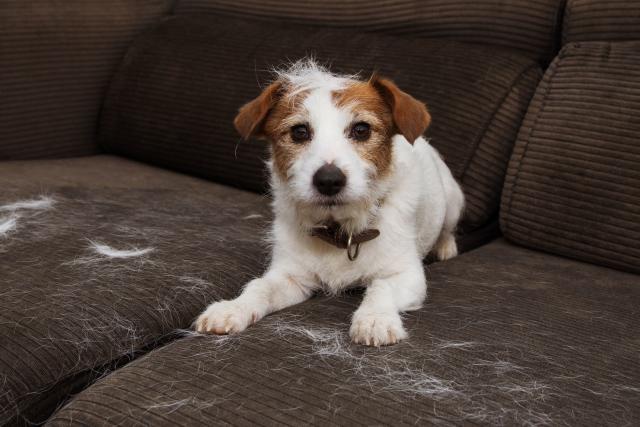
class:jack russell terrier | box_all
[195,60,464,346]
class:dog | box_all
[195,60,464,346]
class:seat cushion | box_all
[0,156,271,425]
[176,0,564,63]
[100,15,542,232]
[563,0,640,44]
[501,41,640,274]
[46,239,640,425]
[0,0,172,160]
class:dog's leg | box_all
[432,151,465,261]
[194,269,315,334]
[434,231,458,261]
[350,262,426,346]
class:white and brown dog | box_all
[195,60,464,346]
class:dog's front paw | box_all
[350,310,407,346]
[194,300,259,335]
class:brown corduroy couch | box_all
[1,1,639,425]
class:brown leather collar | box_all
[310,221,380,261]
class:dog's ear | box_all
[234,81,282,140]
[371,75,430,144]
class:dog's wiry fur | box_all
[195,59,464,346]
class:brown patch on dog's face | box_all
[333,82,395,177]
[262,90,310,180]
[233,82,307,180]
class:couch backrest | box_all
[0,0,173,160]
[562,0,640,44]
[99,14,543,233]
[175,0,565,64]
[501,1,640,274]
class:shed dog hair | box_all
[195,60,464,346]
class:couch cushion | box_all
[0,0,172,160]
[175,0,564,63]
[0,156,271,425]
[501,41,640,274]
[100,15,542,232]
[47,239,640,425]
[563,0,640,44]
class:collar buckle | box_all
[346,232,360,261]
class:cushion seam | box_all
[502,47,567,237]
[460,61,541,189]
[562,0,574,46]
[8,330,184,425]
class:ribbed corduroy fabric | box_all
[175,0,564,63]
[100,15,542,231]
[0,0,173,160]
[0,156,271,425]
[462,69,541,231]
[47,240,640,426]
[563,0,640,44]
[501,41,640,274]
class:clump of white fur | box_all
[0,195,54,212]
[0,215,19,236]
[88,241,154,259]
[273,58,358,97]
[242,214,263,220]
[0,196,55,240]
[271,321,460,399]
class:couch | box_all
[1,0,639,425]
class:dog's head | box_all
[234,60,430,229]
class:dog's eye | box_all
[291,124,311,143]
[350,122,371,141]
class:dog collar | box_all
[310,221,380,261]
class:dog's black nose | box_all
[313,163,347,196]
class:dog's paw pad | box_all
[349,311,407,346]
[194,300,256,335]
